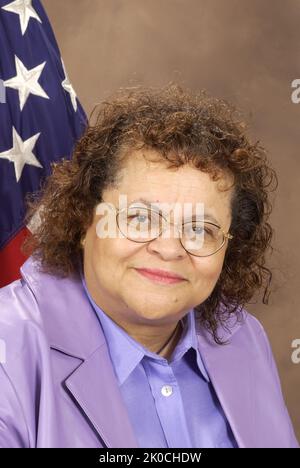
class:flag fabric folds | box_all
[0,0,87,287]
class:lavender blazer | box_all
[0,256,298,448]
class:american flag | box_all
[0,0,87,287]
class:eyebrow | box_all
[128,198,221,225]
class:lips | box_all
[136,268,185,279]
[134,267,186,284]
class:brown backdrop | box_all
[43,0,300,441]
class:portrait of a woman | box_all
[0,84,298,448]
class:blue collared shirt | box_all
[81,275,237,448]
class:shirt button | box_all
[161,385,173,397]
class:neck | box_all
[154,320,183,361]
[122,320,183,361]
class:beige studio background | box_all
[43,0,300,440]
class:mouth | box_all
[134,268,186,285]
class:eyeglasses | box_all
[111,205,233,257]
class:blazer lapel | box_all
[196,320,256,448]
[64,345,139,448]
[20,257,139,448]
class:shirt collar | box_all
[80,271,210,385]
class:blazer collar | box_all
[20,255,253,448]
[20,256,105,359]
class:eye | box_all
[193,225,205,234]
[131,214,148,223]
[128,208,149,220]
[183,222,219,239]
[184,222,204,235]
[126,208,163,227]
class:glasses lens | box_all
[117,208,225,255]
[182,221,224,256]
[118,207,163,241]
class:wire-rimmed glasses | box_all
[113,204,233,257]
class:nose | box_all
[146,233,187,261]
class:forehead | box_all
[101,149,234,228]
[114,149,234,205]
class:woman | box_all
[0,84,298,448]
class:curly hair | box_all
[22,83,278,345]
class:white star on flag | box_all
[61,59,78,112]
[1,0,42,36]
[0,127,43,182]
[3,55,49,111]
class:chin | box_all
[126,299,182,323]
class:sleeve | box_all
[0,364,30,448]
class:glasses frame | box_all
[112,204,233,257]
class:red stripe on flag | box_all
[0,227,31,288]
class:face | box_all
[83,149,234,328]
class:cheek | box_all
[193,254,225,286]
[92,237,141,273]
[189,259,224,306]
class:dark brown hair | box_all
[22,83,278,344]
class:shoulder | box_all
[226,309,287,399]
[243,309,268,336]
[242,309,270,342]
[219,308,276,365]
[240,309,274,360]
[0,278,48,362]
[0,279,51,448]
[199,305,273,355]
[196,306,277,368]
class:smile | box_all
[134,268,186,285]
